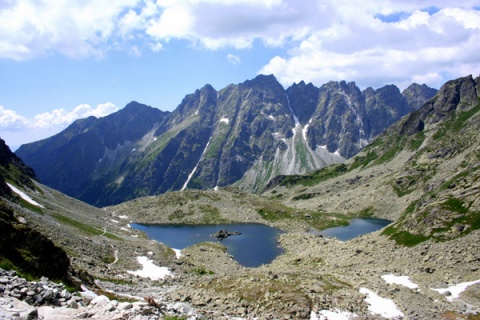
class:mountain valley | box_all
[1,75,479,319]
[15,75,436,207]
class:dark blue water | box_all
[130,223,283,268]
[318,218,391,241]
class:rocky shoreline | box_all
[1,225,480,319]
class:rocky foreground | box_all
[2,225,479,319]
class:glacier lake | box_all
[130,223,284,267]
[131,218,391,267]
[317,218,392,241]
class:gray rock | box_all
[90,295,110,306]
[42,289,54,300]
[117,302,133,310]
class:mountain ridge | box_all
[15,75,436,206]
[1,75,479,319]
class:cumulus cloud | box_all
[0,0,479,90]
[0,0,139,59]
[32,103,119,129]
[260,3,480,90]
[0,106,29,129]
[0,103,118,147]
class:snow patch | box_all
[172,248,182,259]
[120,227,129,232]
[431,279,480,302]
[7,183,44,208]
[219,117,229,125]
[359,287,404,318]
[382,274,419,290]
[127,256,173,280]
[131,148,136,152]
[110,219,119,223]
[119,215,128,219]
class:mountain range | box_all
[0,74,479,319]
[15,75,436,207]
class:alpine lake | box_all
[131,218,391,268]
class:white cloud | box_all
[227,53,241,64]
[0,106,29,129]
[0,103,118,147]
[31,102,119,129]
[0,0,140,59]
[260,4,480,90]
[0,0,479,91]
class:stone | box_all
[105,302,117,312]
[42,289,54,300]
[66,300,79,309]
[90,295,110,306]
[117,302,133,310]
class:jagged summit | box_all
[15,76,436,206]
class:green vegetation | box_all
[433,102,480,140]
[349,151,378,170]
[189,265,215,275]
[391,179,417,197]
[439,168,474,191]
[18,198,44,215]
[199,204,227,224]
[382,228,430,247]
[383,194,480,246]
[442,197,469,214]
[256,202,351,230]
[0,258,37,282]
[168,209,194,221]
[357,206,375,217]
[51,213,103,236]
[407,131,426,151]
[277,163,348,187]
[372,136,406,165]
[292,193,318,201]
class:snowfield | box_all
[431,279,480,302]
[382,274,419,290]
[359,288,404,319]
[127,256,173,280]
[7,183,44,208]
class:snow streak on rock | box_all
[338,91,368,147]
[182,135,213,191]
[7,183,44,208]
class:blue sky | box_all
[1,0,480,150]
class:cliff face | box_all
[263,75,480,246]
[0,138,70,280]
[15,76,436,206]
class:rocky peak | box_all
[242,74,280,88]
[402,83,438,111]
[286,81,319,125]
[400,75,479,136]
